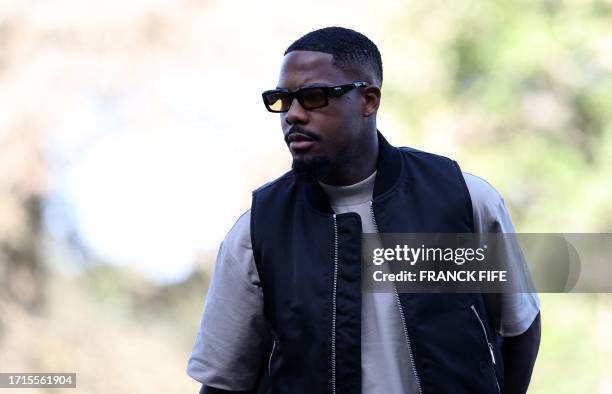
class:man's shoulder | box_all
[462,172,505,210]
[462,172,514,232]
[252,170,295,195]
[392,145,507,224]
[223,209,252,252]
[398,146,459,169]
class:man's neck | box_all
[318,133,379,186]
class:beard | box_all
[291,154,332,183]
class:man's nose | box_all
[284,97,309,125]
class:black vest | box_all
[251,132,503,394]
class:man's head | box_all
[284,27,383,88]
[265,27,383,184]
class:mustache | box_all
[285,126,320,143]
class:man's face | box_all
[276,51,365,178]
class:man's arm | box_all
[501,312,541,394]
[186,210,270,392]
[463,173,542,393]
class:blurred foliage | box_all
[531,293,605,394]
[384,0,612,232]
[81,262,210,346]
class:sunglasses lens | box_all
[299,88,326,109]
[264,92,290,112]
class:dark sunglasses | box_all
[262,81,368,113]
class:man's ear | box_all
[363,85,381,117]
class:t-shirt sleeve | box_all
[186,210,270,389]
[463,172,541,337]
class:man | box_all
[187,27,541,394]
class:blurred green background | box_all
[0,0,610,393]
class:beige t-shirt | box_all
[186,172,540,392]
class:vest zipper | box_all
[369,201,423,394]
[268,336,276,376]
[331,214,339,394]
[470,304,500,393]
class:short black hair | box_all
[284,27,383,86]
